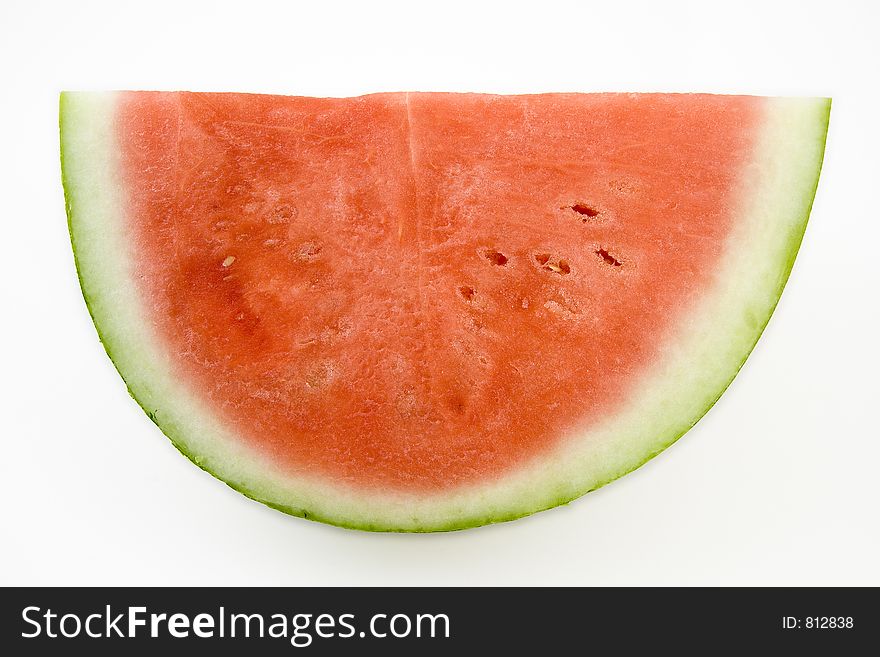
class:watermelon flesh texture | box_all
[61,92,829,531]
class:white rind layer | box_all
[61,92,829,531]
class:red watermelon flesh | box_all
[61,91,829,530]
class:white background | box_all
[1,0,878,586]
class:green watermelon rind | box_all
[61,92,830,532]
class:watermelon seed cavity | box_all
[458,286,475,301]
[534,253,570,275]
[483,249,508,266]
[569,203,599,218]
[552,259,571,274]
[596,248,622,267]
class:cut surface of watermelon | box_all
[61,91,829,531]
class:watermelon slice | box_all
[60,91,829,531]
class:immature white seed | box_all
[222,256,236,267]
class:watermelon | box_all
[60,91,829,532]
